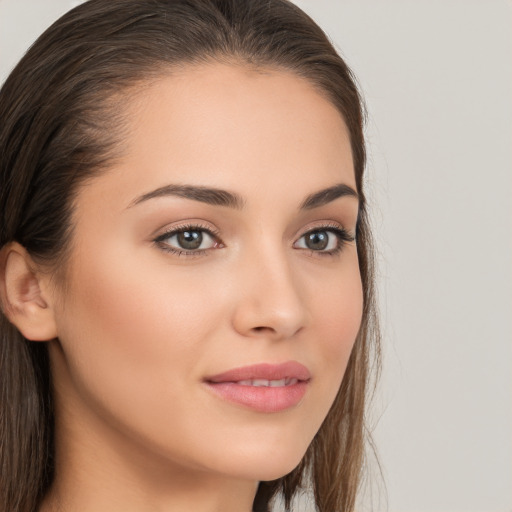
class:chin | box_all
[218,439,310,482]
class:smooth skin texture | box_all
[13,63,363,512]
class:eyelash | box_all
[153,223,221,257]
[153,222,355,258]
[300,223,355,257]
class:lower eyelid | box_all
[157,246,211,257]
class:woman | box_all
[0,1,380,511]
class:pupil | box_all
[177,230,202,250]
[306,231,328,250]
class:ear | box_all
[0,242,58,341]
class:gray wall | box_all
[1,1,511,511]
[292,2,511,511]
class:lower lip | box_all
[205,381,308,413]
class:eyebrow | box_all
[299,183,359,210]
[128,182,358,210]
[128,184,245,210]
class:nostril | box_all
[253,326,271,332]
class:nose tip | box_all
[231,262,308,341]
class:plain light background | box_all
[1,1,511,511]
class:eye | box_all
[154,225,222,255]
[296,230,337,251]
[294,226,354,255]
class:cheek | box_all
[64,245,216,353]
[53,248,240,469]
[55,246,222,419]
[306,255,363,401]
[312,256,363,347]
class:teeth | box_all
[236,378,298,387]
[253,379,271,387]
[269,379,286,387]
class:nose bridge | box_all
[231,235,308,339]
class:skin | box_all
[33,63,363,512]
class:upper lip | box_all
[205,361,311,383]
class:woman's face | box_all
[48,63,363,485]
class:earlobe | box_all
[0,243,58,341]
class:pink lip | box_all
[204,361,311,413]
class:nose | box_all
[230,246,309,341]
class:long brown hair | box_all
[0,1,380,511]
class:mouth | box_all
[204,361,311,413]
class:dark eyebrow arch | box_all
[128,182,358,211]
[299,183,359,210]
[128,184,245,210]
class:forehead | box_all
[76,62,355,214]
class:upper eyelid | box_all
[302,225,353,238]
[153,222,220,240]
[296,220,353,238]
[296,226,354,246]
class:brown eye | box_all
[177,230,203,250]
[294,226,354,255]
[295,229,338,252]
[155,227,219,253]
[304,231,329,251]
